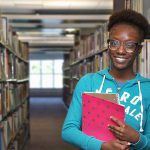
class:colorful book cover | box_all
[82,93,125,142]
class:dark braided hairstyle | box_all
[108,9,150,40]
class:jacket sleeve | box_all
[61,75,103,150]
[132,105,150,150]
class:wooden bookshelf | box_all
[63,23,110,107]
[0,17,29,150]
[63,54,72,107]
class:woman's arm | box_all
[61,76,102,150]
[108,108,150,150]
[132,105,150,149]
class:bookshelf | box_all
[0,17,29,150]
[63,23,110,107]
[63,54,72,107]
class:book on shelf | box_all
[94,55,103,72]
[102,51,110,69]
[125,0,143,13]
[82,92,125,142]
[0,47,6,80]
[0,17,8,44]
[0,127,7,150]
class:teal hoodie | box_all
[62,68,150,150]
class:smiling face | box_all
[108,23,142,72]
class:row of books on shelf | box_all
[0,17,29,60]
[0,46,29,80]
[69,23,108,64]
[125,0,143,13]
[138,39,150,78]
[63,78,72,94]
[63,55,70,70]
[63,68,70,78]
[80,23,108,57]
[0,101,29,150]
[0,82,29,121]
[14,60,29,80]
[6,122,29,150]
[0,16,29,150]
[70,51,110,79]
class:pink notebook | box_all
[82,93,125,142]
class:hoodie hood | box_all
[97,67,150,83]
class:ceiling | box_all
[0,0,113,53]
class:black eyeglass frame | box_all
[107,39,141,53]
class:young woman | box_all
[62,9,150,150]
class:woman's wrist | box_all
[101,142,107,150]
[131,131,140,144]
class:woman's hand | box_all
[101,139,130,150]
[108,116,140,143]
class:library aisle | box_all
[1,1,150,150]
[23,97,77,150]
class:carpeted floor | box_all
[23,97,77,150]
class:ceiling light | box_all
[65,28,76,32]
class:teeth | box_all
[115,57,126,63]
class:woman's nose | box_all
[117,43,126,54]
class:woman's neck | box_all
[109,68,136,82]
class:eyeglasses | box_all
[107,39,140,53]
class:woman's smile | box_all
[115,57,127,63]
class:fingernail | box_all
[127,142,131,145]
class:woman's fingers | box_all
[110,116,125,127]
[117,139,131,146]
[108,124,124,136]
[116,140,131,150]
[108,116,126,140]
